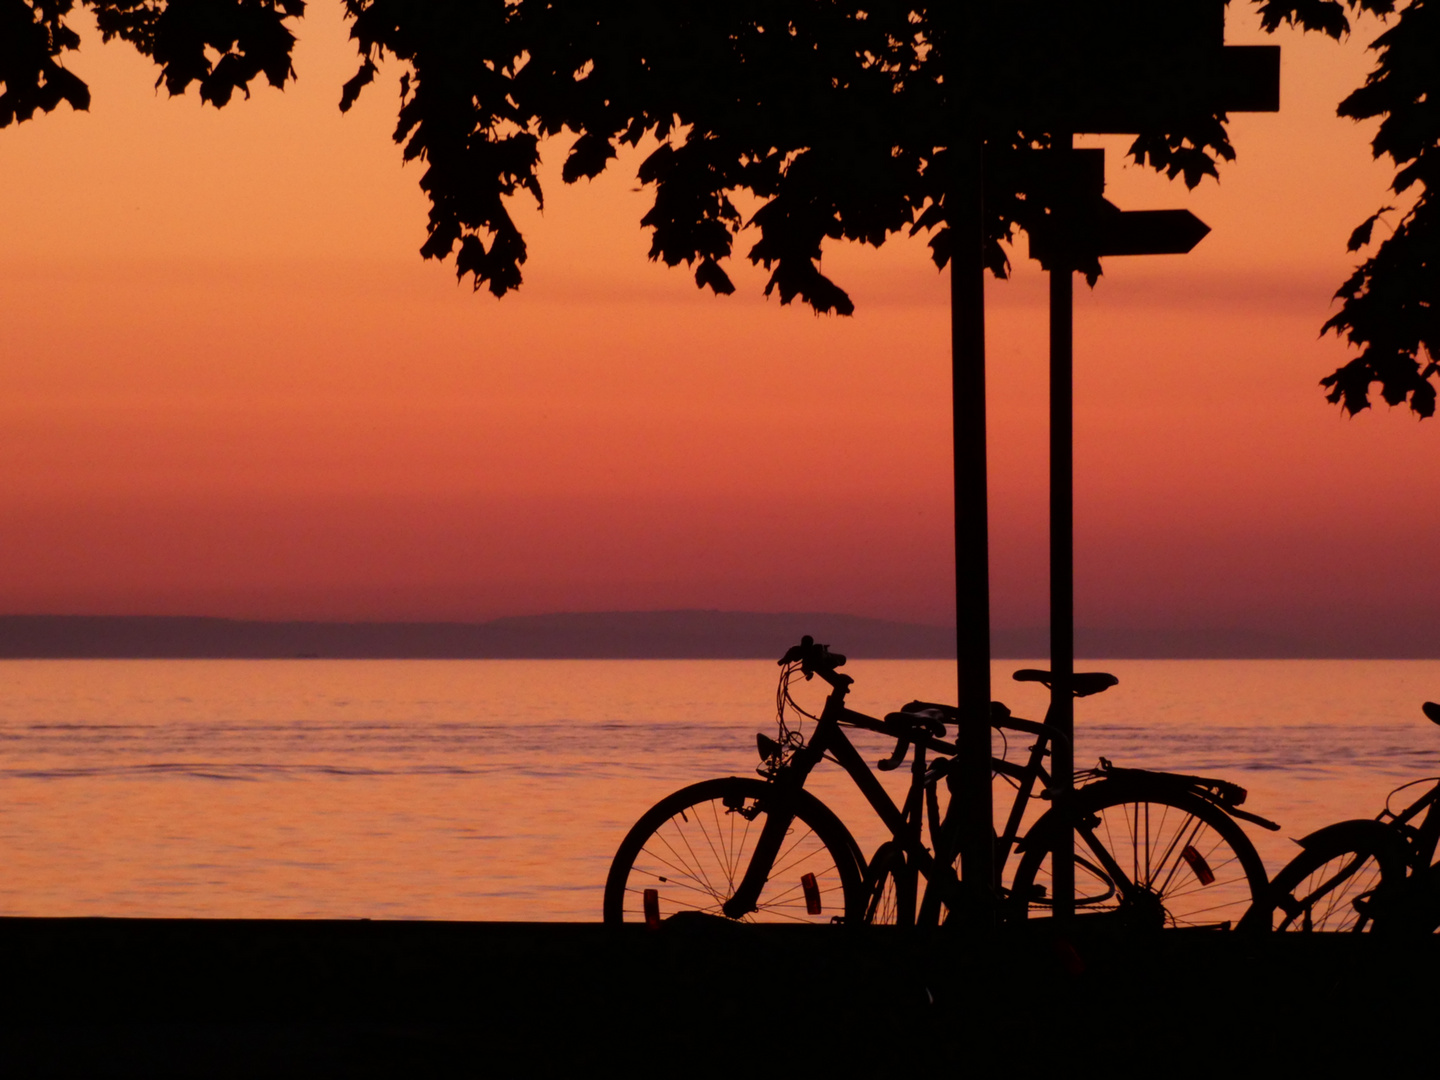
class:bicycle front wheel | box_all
[1244,820,1406,932]
[1009,779,1268,930]
[862,841,917,926]
[603,777,865,925]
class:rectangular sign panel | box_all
[982,0,1279,133]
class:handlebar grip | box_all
[877,736,911,772]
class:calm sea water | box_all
[2,659,1438,920]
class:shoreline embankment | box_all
[0,917,1427,1073]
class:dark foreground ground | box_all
[1,916,1430,1076]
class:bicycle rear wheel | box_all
[1008,778,1268,930]
[1244,820,1406,932]
[603,777,865,925]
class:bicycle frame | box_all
[719,653,1277,928]
[723,666,1063,923]
[1377,779,1440,873]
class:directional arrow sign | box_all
[1028,201,1210,267]
[1095,208,1211,256]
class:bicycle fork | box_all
[721,741,828,919]
[721,807,798,919]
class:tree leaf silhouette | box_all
[1312,0,1436,415]
[1,0,91,127]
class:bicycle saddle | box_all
[884,706,948,736]
[1012,669,1118,697]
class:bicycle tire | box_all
[603,777,866,925]
[862,840,916,926]
[1241,820,1407,932]
[1008,777,1269,930]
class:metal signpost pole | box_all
[952,127,994,919]
[1048,134,1076,927]
[935,0,995,929]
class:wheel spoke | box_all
[644,831,723,903]
[673,810,727,902]
[625,880,724,913]
[1151,812,1202,896]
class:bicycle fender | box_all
[1093,764,1275,826]
[1034,775,1265,843]
[1294,818,1403,856]
[1226,805,1282,832]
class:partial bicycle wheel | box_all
[1243,820,1406,932]
[603,777,865,925]
[1008,778,1269,930]
[862,841,916,926]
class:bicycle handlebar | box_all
[887,700,1074,752]
[778,636,852,688]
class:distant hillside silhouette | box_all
[0,612,955,660]
[2,614,1431,660]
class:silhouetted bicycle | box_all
[603,637,1277,929]
[1240,701,1440,933]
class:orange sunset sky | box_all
[1,5,1436,651]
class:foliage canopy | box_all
[2,0,1434,415]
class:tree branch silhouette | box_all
[1259,0,1436,416]
[3,1,1433,415]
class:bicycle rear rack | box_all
[1091,759,1281,832]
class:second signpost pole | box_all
[1048,133,1076,927]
